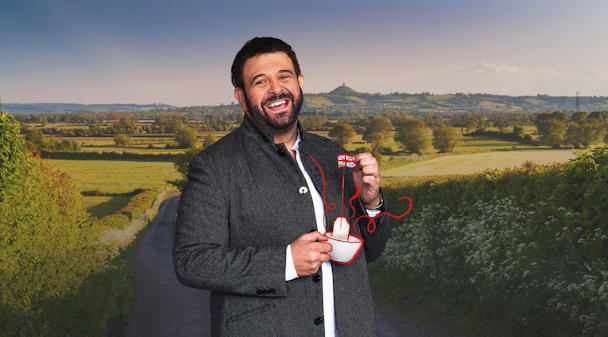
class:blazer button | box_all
[314,317,323,325]
[312,274,321,283]
[299,186,308,194]
[277,148,286,156]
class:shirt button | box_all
[314,317,323,325]
[299,186,308,194]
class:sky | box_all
[1,0,607,106]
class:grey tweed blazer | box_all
[173,115,390,336]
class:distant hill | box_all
[3,103,176,115]
[303,90,608,114]
[4,90,608,116]
[329,84,357,95]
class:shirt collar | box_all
[291,129,302,152]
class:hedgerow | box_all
[1,111,105,334]
[96,189,159,229]
[1,111,170,334]
[40,149,178,161]
[378,146,608,334]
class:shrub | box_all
[378,146,608,334]
[96,189,159,229]
[1,112,105,334]
[113,134,133,147]
[174,127,198,148]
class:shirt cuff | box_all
[285,244,299,281]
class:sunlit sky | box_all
[1,0,607,106]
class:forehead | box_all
[242,52,295,82]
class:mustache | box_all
[261,92,293,106]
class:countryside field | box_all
[381,149,576,179]
[48,159,179,194]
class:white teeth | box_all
[268,100,286,108]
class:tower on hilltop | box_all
[576,92,580,112]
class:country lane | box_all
[125,194,416,336]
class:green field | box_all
[48,159,179,194]
[381,149,575,179]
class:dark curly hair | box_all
[231,37,301,90]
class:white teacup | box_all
[324,232,363,265]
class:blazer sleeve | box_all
[172,154,288,298]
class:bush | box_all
[378,146,608,334]
[174,127,198,148]
[96,189,159,229]
[113,134,133,147]
[1,112,106,334]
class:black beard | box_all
[245,87,303,134]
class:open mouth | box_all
[265,99,290,112]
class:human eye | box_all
[255,79,267,85]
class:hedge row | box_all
[1,112,107,334]
[378,147,608,334]
[96,189,160,229]
[40,150,178,161]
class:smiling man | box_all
[173,37,390,336]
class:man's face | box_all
[235,52,304,134]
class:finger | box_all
[357,156,378,169]
[361,175,380,186]
[304,231,328,242]
[359,164,379,176]
[317,241,333,253]
[354,153,372,162]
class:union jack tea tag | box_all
[337,153,356,169]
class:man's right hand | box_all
[290,231,332,277]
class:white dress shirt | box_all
[285,131,381,336]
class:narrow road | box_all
[126,194,416,336]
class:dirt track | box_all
[125,193,416,336]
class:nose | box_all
[268,79,283,95]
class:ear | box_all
[297,73,304,91]
[234,87,248,113]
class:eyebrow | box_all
[249,69,294,85]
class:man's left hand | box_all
[352,153,381,209]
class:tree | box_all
[565,120,603,148]
[113,134,133,147]
[24,129,45,151]
[465,118,478,133]
[432,124,461,153]
[570,111,587,123]
[512,125,525,137]
[154,116,166,126]
[564,123,583,148]
[362,117,393,151]
[203,133,218,148]
[328,124,355,146]
[495,117,506,132]
[166,145,205,191]
[393,119,430,155]
[119,117,134,129]
[174,127,198,148]
[536,119,566,148]
[164,116,185,133]
[300,115,328,130]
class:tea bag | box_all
[333,216,350,240]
